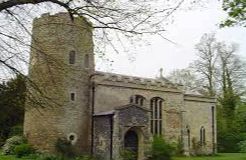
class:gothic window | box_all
[130,95,145,106]
[69,51,76,64]
[200,126,206,146]
[150,97,163,135]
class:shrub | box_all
[9,125,23,137]
[2,136,25,155]
[55,138,74,158]
[120,149,137,160]
[14,143,34,158]
[37,154,65,160]
[76,155,96,160]
[147,136,175,160]
[238,140,246,153]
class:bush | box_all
[14,143,34,157]
[147,136,175,160]
[55,138,74,158]
[9,125,23,137]
[37,154,65,160]
[238,140,246,153]
[1,136,25,155]
[120,149,137,160]
[76,155,97,160]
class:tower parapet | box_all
[24,12,94,154]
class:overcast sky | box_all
[96,0,246,78]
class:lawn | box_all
[0,154,35,160]
[0,153,246,160]
[174,153,246,160]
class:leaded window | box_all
[150,97,163,135]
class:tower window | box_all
[150,97,163,135]
[69,51,76,64]
[70,93,75,101]
[84,54,89,68]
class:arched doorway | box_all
[124,130,138,160]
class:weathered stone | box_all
[24,12,217,160]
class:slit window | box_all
[70,93,75,101]
[69,51,76,64]
[85,54,89,68]
[200,126,206,146]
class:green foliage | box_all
[147,136,174,160]
[0,75,26,142]
[2,136,25,155]
[217,102,246,153]
[75,155,96,160]
[238,140,246,153]
[9,125,23,137]
[173,153,246,160]
[14,143,34,158]
[36,154,65,160]
[221,0,246,27]
[36,154,96,160]
[55,138,74,158]
[120,149,137,160]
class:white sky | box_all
[96,0,246,78]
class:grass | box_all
[0,154,37,160]
[0,153,246,160]
[174,153,246,160]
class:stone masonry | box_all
[24,12,216,160]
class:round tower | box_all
[24,12,94,154]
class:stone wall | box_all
[92,72,184,144]
[183,94,216,155]
[93,115,113,159]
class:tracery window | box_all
[130,95,145,106]
[150,97,163,135]
[200,126,206,146]
[69,50,76,64]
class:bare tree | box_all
[190,33,218,96]
[166,68,203,93]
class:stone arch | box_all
[123,127,144,160]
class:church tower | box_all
[24,12,94,154]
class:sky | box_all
[96,0,246,78]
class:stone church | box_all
[23,13,216,160]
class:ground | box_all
[174,153,246,160]
[1,153,246,160]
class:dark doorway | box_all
[124,130,138,160]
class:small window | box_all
[69,51,76,64]
[84,54,89,68]
[70,93,75,101]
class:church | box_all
[23,12,216,160]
